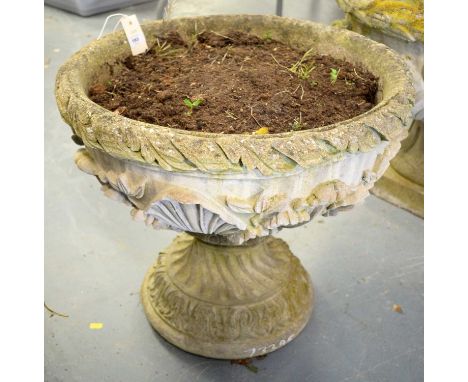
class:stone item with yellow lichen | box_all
[335,0,424,217]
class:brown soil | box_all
[90,31,378,134]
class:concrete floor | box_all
[45,2,423,381]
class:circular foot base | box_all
[141,233,314,359]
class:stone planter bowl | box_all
[55,15,414,359]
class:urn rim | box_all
[56,14,415,175]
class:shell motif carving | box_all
[144,200,239,235]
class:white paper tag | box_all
[120,15,148,56]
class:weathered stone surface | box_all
[141,234,313,359]
[335,1,424,216]
[75,144,389,244]
[56,15,414,176]
[336,0,424,42]
[56,15,415,359]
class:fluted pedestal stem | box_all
[141,233,313,359]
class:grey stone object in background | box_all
[44,0,155,16]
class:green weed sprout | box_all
[153,38,172,56]
[263,31,273,41]
[330,68,340,84]
[289,47,315,80]
[290,112,305,131]
[183,97,204,115]
[296,64,315,80]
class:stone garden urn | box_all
[55,15,414,359]
[335,0,424,216]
